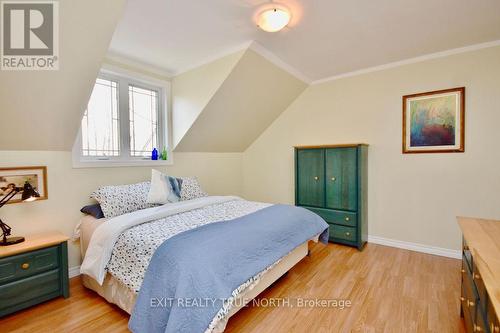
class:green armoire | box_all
[295,144,368,250]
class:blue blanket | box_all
[129,204,329,333]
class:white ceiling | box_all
[109,0,500,82]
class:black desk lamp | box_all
[0,182,40,246]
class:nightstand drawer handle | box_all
[345,232,351,236]
[473,273,481,280]
[331,177,336,181]
[21,263,30,270]
[345,217,350,222]
[314,176,319,180]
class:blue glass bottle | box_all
[152,148,159,160]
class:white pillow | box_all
[180,177,207,201]
[147,169,182,204]
[90,182,153,218]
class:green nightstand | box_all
[0,232,69,317]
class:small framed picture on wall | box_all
[0,166,48,204]
[403,87,465,154]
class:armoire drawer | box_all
[304,207,357,227]
[330,225,357,242]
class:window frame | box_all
[72,65,173,168]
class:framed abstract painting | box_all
[403,87,465,154]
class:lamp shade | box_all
[21,182,40,202]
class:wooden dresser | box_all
[295,144,368,250]
[458,217,500,333]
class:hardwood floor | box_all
[0,242,465,333]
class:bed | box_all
[76,195,328,333]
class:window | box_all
[129,85,159,157]
[81,78,120,157]
[73,68,171,167]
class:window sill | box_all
[72,159,173,169]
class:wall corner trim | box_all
[368,235,461,259]
[248,41,312,84]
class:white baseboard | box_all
[368,235,461,259]
[69,265,81,278]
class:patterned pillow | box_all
[180,177,207,201]
[147,169,183,204]
[91,182,153,218]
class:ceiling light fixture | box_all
[257,7,291,32]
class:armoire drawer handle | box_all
[461,269,465,273]
[313,176,319,180]
[473,273,481,280]
[345,217,350,222]
[21,263,30,270]
[491,323,500,333]
[473,324,482,332]
[460,296,465,302]
[345,232,351,236]
[331,177,336,181]
[466,299,475,307]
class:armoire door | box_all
[325,148,357,211]
[296,149,325,207]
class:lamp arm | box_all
[0,218,11,240]
[0,187,21,209]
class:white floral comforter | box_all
[106,198,270,292]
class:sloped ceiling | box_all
[174,49,307,152]
[0,0,126,151]
[110,0,500,81]
[172,50,245,147]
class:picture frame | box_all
[0,166,48,204]
[403,87,465,154]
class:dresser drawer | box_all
[0,246,59,285]
[461,285,474,333]
[463,238,473,272]
[305,207,357,227]
[488,300,500,333]
[330,224,357,242]
[472,264,487,313]
[0,269,60,314]
[475,308,487,333]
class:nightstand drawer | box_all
[0,246,59,284]
[305,207,357,227]
[0,269,60,315]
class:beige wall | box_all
[172,51,245,147]
[0,151,242,269]
[0,0,126,151]
[174,49,307,152]
[242,46,500,251]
